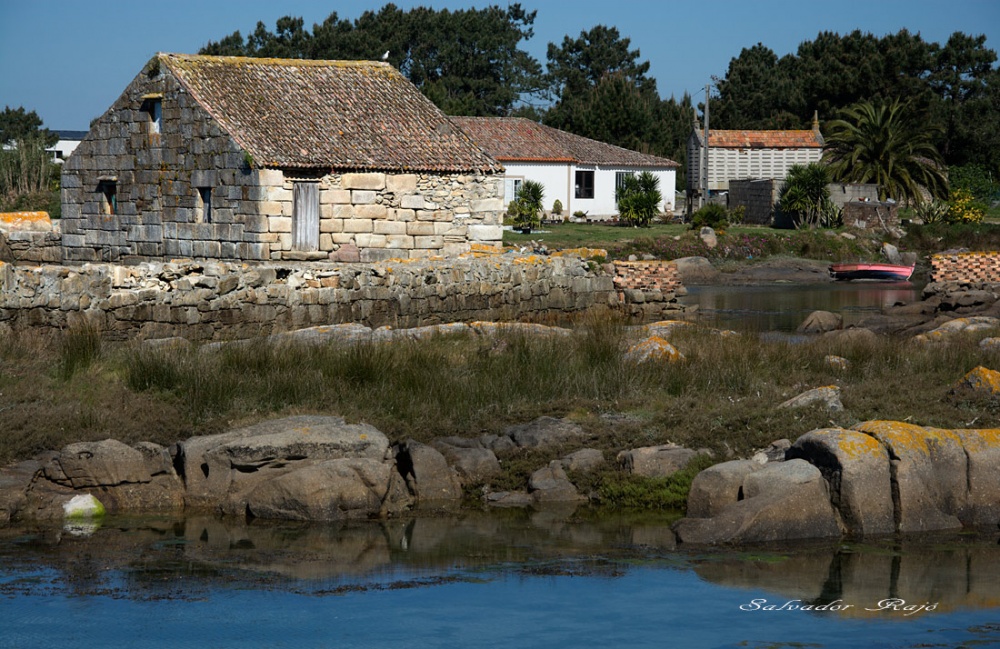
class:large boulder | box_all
[179,416,389,511]
[852,421,963,532]
[244,458,398,521]
[396,440,462,502]
[778,386,844,412]
[557,448,604,473]
[787,427,895,536]
[617,444,698,478]
[673,256,721,285]
[430,438,501,484]
[624,336,684,363]
[950,428,1000,527]
[686,459,761,519]
[952,366,1000,396]
[674,459,840,544]
[528,462,586,503]
[797,310,842,334]
[44,439,153,488]
[504,417,589,450]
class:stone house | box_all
[61,53,505,263]
[452,117,678,220]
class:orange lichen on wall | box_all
[550,247,608,260]
[0,212,52,232]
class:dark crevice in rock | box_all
[889,459,903,532]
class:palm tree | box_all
[513,180,544,232]
[615,171,662,227]
[777,163,833,229]
[822,98,947,204]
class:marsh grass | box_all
[1,322,999,481]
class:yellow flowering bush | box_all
[946,188,986,224]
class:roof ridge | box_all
[159,52,392,68]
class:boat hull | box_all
[829,263,914,281]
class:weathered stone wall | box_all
[256,170,502,263]
[842,200,899,230]
[931,251,1000,284]
[0,212,61,264]
[0,254,619,341]
[612,260,686,320]
[727,179,778,225]
[61,57,503,265]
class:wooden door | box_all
[292,182,319,251]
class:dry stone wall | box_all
[0,254,618,341]
[612,260,686,320]
[931,251,1000,284]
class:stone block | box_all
[386,174,418,193]
[385,235,414,249]
[322,189,352,204]
[343,219,374,233]
[374,220,408,235]
[470,198,503,213]
[414,236,444,249]
[354,204,387,219]
[351,190,378,205]
[256,169,284,186]
[341,173,385,190]
[468,224,503,242]
[407,221,435,236]
[400,195,425,210]
[354,234,387,248]
[319,217,342,233]
[259,201,284,216]
[268,217,292,233]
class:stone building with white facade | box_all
[61,54,504,263]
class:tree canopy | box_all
[0,106,57,147]
[199,9,999,182]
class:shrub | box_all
[512,180,544,231]
[946,188,986,224]
[615,171,662,227]
[551,199,563,215]
[910,199,950,224]
[689,203,729,230]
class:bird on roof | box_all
[381,50,389,61]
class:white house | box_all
[48,130,88,163]
[452,117,679,220]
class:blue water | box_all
[1,515,999,649]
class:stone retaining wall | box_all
[931,251,1000,284]
[612,260,685,320]
[0,254,625,341]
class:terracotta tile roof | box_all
[160,53,501,173]
[694,129,824,149]
[451,117,679,168]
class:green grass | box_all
[3,319,999,500]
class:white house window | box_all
[503,178,523,203]
[575,170,594,199]
[615,172,634,192]
[196,187,212,223]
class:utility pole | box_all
[702,83,710,209]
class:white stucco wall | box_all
[503,162,676,220]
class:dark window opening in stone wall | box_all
[575,170,594,199]
[196,187,212,223]
[98,181,117,215]
[141,96,162,140]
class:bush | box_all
[946,188,986,224]
[552,199,563,215]
[690,203,729,230]
[615,171,662,227]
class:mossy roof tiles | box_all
[450,116,679,168]
[159,53,501,173]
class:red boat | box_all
[829,262,915,281]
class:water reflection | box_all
[1,512,998,617]
[679,282,921,332]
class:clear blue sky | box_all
[1,0,998,130]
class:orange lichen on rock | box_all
[954,366,1000,395]
[624,335,684,364]
[834,430,884,460]
[549,247,608,260]
[951,427,1000,453]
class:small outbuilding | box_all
[61,53,505,263]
